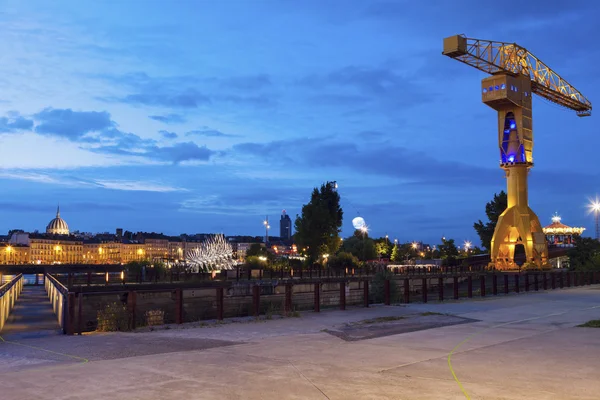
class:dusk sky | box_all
[1,0,599,246]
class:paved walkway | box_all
[0,286,599,399]
[1,285,61,340]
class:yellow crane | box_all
[443,35,592,270]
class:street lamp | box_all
[263,216,270,243]
[464,240,472,253]
[588,198,600,241]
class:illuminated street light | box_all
[464,240,472,252]
[263,216,270,243]
[588,198,600,240]
[411,242,418,250]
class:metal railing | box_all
[0,274,23,332]
[45,273,69,333]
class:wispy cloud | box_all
[148,114,186,124]
[185,127,240,138]
[159,130,178,139]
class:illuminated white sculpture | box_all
[185,234,238,272]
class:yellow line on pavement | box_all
[448,304,600,399]
[0,334,89,364]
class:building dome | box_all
[46,206,70,235]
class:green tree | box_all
[294,181,343,262]
[390,244,400,262]
[246,243,267,257]
[568,236,600,271]
[327,252,359,271]
[340,235,377,261]
[375,239,391,258]
[438,238,459,266]
[474,191,507,251]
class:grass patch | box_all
[420,312,443,316]
[356,316,406,325]
[578,319,600,328]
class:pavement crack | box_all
[288,361,331,400]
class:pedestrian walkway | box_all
[1,285,60,340]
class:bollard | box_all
[524,274,529,292]
[252,285,260,317]
[175,288,183,324]
[515,275,520,293]
[438,277,444,301]
[492,274,498,296]
[384,279,391,305]
[216,287,224,320]
[285,283,293,314]
[314,283,320,312]
[453,276,459,300]
[364,280,369,308]
[480,275,486,297]
[467,276,473,298]
[340,281,346,310]
[404,278,410,303]
[534,274,539,291]
[422,278,427,303]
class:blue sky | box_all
[1,0,599,245]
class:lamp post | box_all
[589,199,600,241]
[263,216,270,243]
[464,240,472,254]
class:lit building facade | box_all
[280,210,292,241]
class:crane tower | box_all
[443,35,592,270]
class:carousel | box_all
[542,214,585,247]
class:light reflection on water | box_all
[1,274,43,285]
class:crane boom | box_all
[443,35,592,116]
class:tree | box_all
[327,252,359,271]
[374,239,391,258]
[390,244,400,262]
[568,236,600,271]
[294,181,343,262]
[438,238,459,266]
[474,191,507,251]
[340,235,377,261]
[246,243,267,257]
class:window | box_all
[501,83,506,89]
[482,88,487,93]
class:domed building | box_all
[46,206,70,235]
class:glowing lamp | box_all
[508,155,515,162]
[509,122,516,129]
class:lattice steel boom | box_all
[443,35,592,116]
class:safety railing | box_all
[0,274,24,332]
[45,273,69,333]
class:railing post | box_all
[560,272,564,288]
[543,273,548,290]
[467,275,473,298]
[285,283,293,314]
[77,293,83,335]
[252,285,260,317]
[551,273,556,289]
[314,283,320,312]
[480,275,486,297]
[128,291,137,330]
[534,273,539,291]
[363,280,369,307]
[340,281,346,310]
[566,272,571,287]
[384,279,391,305]
[492,274,497,295]
[438,277,444,301]
[175,288,183,324]
[515,274,520,293]
[573,272,578,287]
[404,278,410,303]
[422,278,427,303]
[504,274,509,294]
[453,276,459,299]
[216,287,224,321]
[525,274,529,292]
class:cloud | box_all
[0,114,34,132]
[220,74,271,90]
[34,108,114,140]
[148,114,186,124]
[159,130,178,139]
[0,169,187,192]
[185,127,240,138]
[123,90,210,108]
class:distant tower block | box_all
[280,210,292,241]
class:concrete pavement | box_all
[1,286,599,399]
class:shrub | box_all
[97,302,131,332]
[370,269,398,304]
